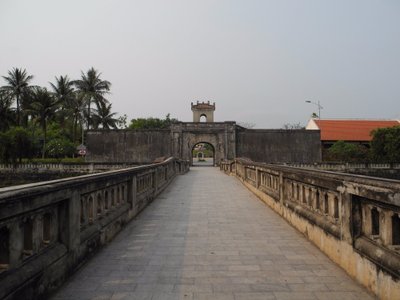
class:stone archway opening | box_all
[192,142,215,166]
[199,114,207,122]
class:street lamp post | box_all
[305,100,323,119]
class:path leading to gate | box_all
[52,167,375,300]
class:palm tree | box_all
[73,67,111,130]
[68,93,86,144]
[28,87,59,158]
[1,68,34,126]
[92,102,119,129]
[50,75,75,126]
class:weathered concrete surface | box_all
[86,124,322,165]
[51,167,374,300]
[87,129,172,163]
[236,129,321,163]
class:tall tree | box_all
[1,68,34,126]
[50,75,75,126]
[92,102,119,129]
[68,93,86,144]
[28,87,59,158]
[73,67,111,129]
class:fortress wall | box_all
[86,129,172,163]
[236,129,321,163]
[86,126,322,164]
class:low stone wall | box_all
[221,159,400,300]
[287,162,400,180]
[0,158,189,300]
[0,162,140,173]
[0,163,142,188]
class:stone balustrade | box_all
[0,157,189,300]
[221,159,400,300]
[287,162,400,170]
[0,162,140,173]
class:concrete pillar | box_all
[67,191,81,253]
[340,192,353,243]
[381,210,392,246]
[9,222,23,268]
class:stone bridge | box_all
[1,159,400,299]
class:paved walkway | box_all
[52,167,375,300]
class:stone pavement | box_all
[52,167,376,300]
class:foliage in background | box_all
[0,127,36,163]
[325,141,369,162]
[282,122,304,130]
[45,138,76,158]
[370,126,400,163]
[0,91,15,131]
[91,102,119,129]
[72,67,111,129]
[128,114,178,129]
[117,114,128,129]
[1,68,35,126]
[0,67,119,162]
[192,143,214,158]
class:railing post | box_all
[153,169,158,193]
[66,191,81,252]
[256,168,260,188]
[9,223,23,268]
[128,175,137,210]
[279,171,284,205]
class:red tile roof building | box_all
[306,119,400,142]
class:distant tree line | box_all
[0,67,181,163]
[0,67,120,162]
[128,114,178,129]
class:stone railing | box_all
[285,162,400,180]
[221,159,400,300]
[287,162,400,171]
[0,162,140,173]
[0,157,189,300]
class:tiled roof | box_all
[314,119,400,141]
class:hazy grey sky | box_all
[1,0,399,128]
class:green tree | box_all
[50,75,75,127]
[67,93,85,144]
[45,137,75,158]
[28,87,60,158]
[370,126,400,162]
[92,102,119,129]
[0,131,12,162]
[73,67,111,129]
[0,91,15,131]
[1,68,34,126]
[327,140,368,162]
[128,114,178,129]
[117,114,128,129]
[0,127,35,163]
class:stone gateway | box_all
[86,102,321,165]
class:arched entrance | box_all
[170,122,237,166]
[199,114,207,122]
[191,142,215,166]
